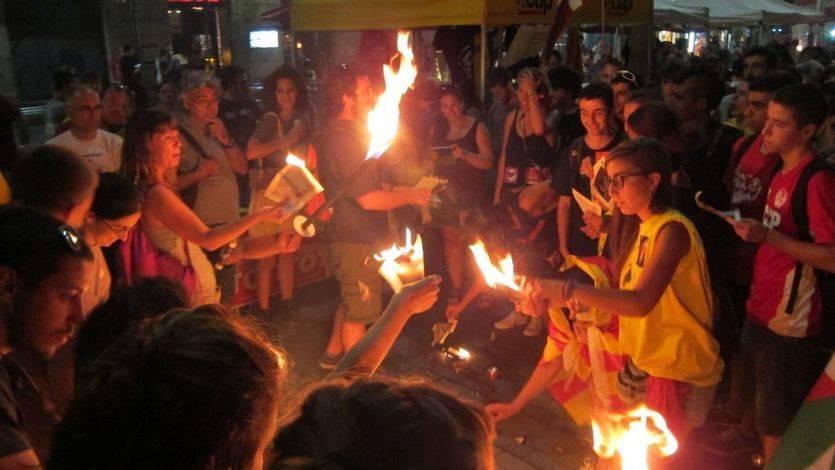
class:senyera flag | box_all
[767,353,835,469]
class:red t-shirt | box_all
[747,155,835,338]
[729,133,781,284]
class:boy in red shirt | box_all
[731,83,835,463]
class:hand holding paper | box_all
[694,191,741,223]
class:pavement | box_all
[257,274,764,470]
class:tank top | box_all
[503,110,554,191]
[618,209,723,387]
[432,118,487,204]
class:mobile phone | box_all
[432,145,453,157]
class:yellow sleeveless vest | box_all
[618,209,723,387]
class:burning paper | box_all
[694,191,741,223]
[431,320,457,346]
[374,229,424,292]
[444,346,471,361]
[591,406,679,470]
[264,153,324,213]
[365,31,417,160]
[469,240,520,293]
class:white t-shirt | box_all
[47,129,123,173]
[81,244,111,315]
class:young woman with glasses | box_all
[514,138,722,443]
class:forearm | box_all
[198,212,267,251]
[568,284,652,318]
[247,137,290,161]
[460,150,492,170]
[459,277,486,310]
[329,298,412,378]
[765,230,835,273]
[357,190,415,211]
[557,198,571,252]
[510,358,563,409]
[175,170,204,191]
[224,146,248,175]
[493,156,506,203]
[525,98,548,136]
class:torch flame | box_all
[365,31,417,160]
[374,229,424,292]
[469,240,519,291]
[591,406,678,470]
[285,152,306,167]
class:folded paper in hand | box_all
[694,191,741,223]
[572,188,603,216]
[414,175,447,191]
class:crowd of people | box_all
[0,34,833,469]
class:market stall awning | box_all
[289,0,653,31]
[674,0,824,25]
[654,0,708,27]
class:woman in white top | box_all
[80,173,143,314]
[124,110,300,305]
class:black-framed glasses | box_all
[102,219,131,238]
[59,225,83,252]
[609,172,647,192]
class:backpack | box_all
[783,158,835,350]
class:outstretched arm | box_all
[329,276,441,378]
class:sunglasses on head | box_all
[615,70,638,87]
[58,225,83,252]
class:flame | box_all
[374,229,424,292]
[446,346,471,361]
[285,152,306,167]
[365,31,417,160]
[591,406,678,470]
[469,240,519,291]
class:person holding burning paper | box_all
[316,62,431,370]
[513,138,723,442]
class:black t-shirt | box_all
[503,110,557,192]
[553,109,584,156]
[0,355,34,458]
[317,120,390,245]
[218,98,262,149]
[551,133,623,256]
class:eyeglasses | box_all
[58,225,83,252]
[608,172,647,192]
[102,219,132,238]
[614,70,638,87]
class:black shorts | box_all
[741,321,828,437]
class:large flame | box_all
[365,31,417,160]
[591,406,678,470]
[469,240,519,291]
[374,229,424,292]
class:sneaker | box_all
[523,315,544,337]
[317,352,342,370]
[494,311,528,330]
[701,425,759,455]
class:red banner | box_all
[231,240,332,306]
